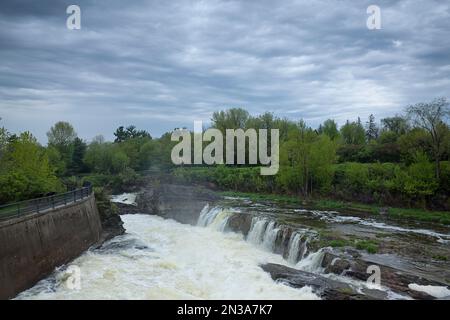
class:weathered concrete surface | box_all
[0,195,102,299]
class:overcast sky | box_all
[0,0,449,143]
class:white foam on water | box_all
[408,283,450,298]
[110,193,137,206]
[17,214,319,300]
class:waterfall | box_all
[287,233,302,264]
[197,205,231,231]
[262,221,280,251]
[246,217,269,246]
[296,247,328,272]
[200,207,317,266]
[287,230,311,264]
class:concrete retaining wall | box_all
[0,194,102,299]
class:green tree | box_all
[400,152,438,207]
[47,121,78,175]
[0,132,62,203]
[318,119,340,140]
[47,121,77,147]
[277,126,336,196]
[68,137,87,174]
[381,115,409,136]
[211,108,249,132]
[340,120,365,145]
[114,125,151,143]
[406,97,450,179]
[84,140,129,174]
[365,114,379,142]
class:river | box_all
[16,213,319,299]
[16,195,450,300]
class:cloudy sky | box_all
[0,0,449,142]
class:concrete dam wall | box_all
[0,194,103,299]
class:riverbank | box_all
[220,191,450,225]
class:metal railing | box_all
[0,186,93,222]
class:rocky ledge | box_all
[116,183,221,225]
[261,263,388,300]
[320,250,446,299]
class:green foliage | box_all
[47,121,77,147]
[318,119,340,140]
[68,137,87,175]
[340,119,365,145]
[114,125,151,143]
[0,132,62,203]
[355,240,379,253]
[365,114,379,142]
[84,141,129,174]
[401,152,438,202]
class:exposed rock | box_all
[379,207,389,215]
[273,227,289,257]
[95,191,125,243]
[320,251,440,299]
[97,209,125,243]
[322,253,352,275]
[261,263,388,300]
[135,183,221,225]
[114,202,141,215]
[226,212,253,235]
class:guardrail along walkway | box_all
[0,186,93,221]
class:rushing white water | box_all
[261,221,280,252]
[408,283,450,298]
[247,217,269,245]
[110,193,137,206]
[17,214,319,300]
[197,205,234,232]
[287,233,303,264]
[199,207,315,266]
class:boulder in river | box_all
[260,263,388,300]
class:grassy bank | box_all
[220,191,450,225]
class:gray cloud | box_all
[0,0,449,142]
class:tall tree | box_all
[211,108,249,132]
[47,121,78,176]
[68,137,87,174]
[381,115,409,136]
[365,114,379,142]
[406,97,450,179]
[114,125,151,142]
[319,119,340,140]
[47,121,77,147]
[340,120,365,144]
[0,132,61,203]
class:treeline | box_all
[0,121,174,204]
[1,97,449,210]
[175,98,450,209]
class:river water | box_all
[16,196,450,300]
[17,214,319,300]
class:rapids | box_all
[17,214,319,300]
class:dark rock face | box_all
[320,251,440,299]
[98,212,125,243]
[226,212,253,235]
[133,183,221,225]
[261,263,388,300]
[95,195,125,243]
